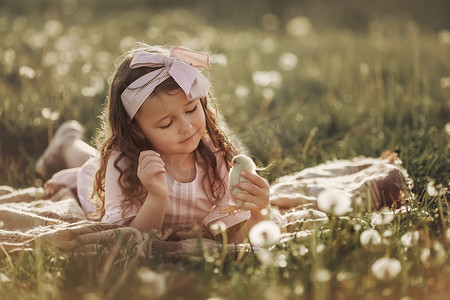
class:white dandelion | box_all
[371,257,402,280]
[445,123,450,136]
[0,273,10,283]
[314,268,332,282]
[254,248,275,266]
[360,229,382,248]
[137,268,167,298]
[235,85,250,99]
[19,66,36,79]
[317,189,352,216]
[278,52,298,71]
[209,221,227,237]
[249,220,281,248]
[41,107,60,121]
[252,70,282,88]
[286,16,312,38]
[371,207,395,226]
[400,231,420,248]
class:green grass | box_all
[1,1,449,299]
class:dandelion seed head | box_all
[371,207,395,225]
[299,245,309,256]
[19,66,36,79]
[235,85,249,99]
[3,49,16,67]
[44,20,63,37]
[432,241,446,264]
[360,229,382,247]
[445,123,450,136]
[278,52,298,71]
[317,189,352,216]
[336,271,352,282]
[137,268,167,297]
[440,77,450,89]
[438,30,450,45]
[210,221,227,234]
[261,37,277,53]
[119,36,136,52]
[286,16,312,38]
[211,53,227,67]
[252,70,282,88]
[359,63,370,77]
[420,248,430,265]
[426,180,440,197]
[0,273,10,283]
[41,107,60,121]
[249,220,281,248]
[316,244,325,253]
[255,248,275,266]
[293,283,304,295]
[314,268,332,282]
[371,257,402,280]
[262,87,275,100]
[400,231,420,248]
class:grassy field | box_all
[0,1,449,299]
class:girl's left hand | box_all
[234,171,270,216]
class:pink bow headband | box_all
[121,46,211,120]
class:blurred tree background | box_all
[0,0,449,188]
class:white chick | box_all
[220,154,257,215]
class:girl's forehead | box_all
[139,89,191,116]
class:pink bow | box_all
[121,46,211,119]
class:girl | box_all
[89,44,270,242]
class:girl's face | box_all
[134,88,206,157]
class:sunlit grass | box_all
[0,2,449,299]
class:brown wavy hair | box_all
[92,44,237,219]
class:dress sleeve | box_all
[101,152,137,225]
[47,168,79,189]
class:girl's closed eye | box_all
[160,121,172,129]
[186,104,197,113]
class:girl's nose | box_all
[178,116,192,134]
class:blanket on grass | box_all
[0,156,411,256]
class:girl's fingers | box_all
[243,201,259,212]
[239,171,268,188]
[139,150,162,164]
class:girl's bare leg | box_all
[36,120,98,178]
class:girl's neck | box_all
[161,152,196,183]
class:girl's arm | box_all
[128,150,169,233]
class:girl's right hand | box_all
[137,150,168,200]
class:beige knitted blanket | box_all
[0,156,410,256]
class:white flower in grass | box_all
[254,248,275,266]
[427,180,439,197]
[371,257,402,280]
[371,207,395,226]
[314,268,332,282]
[432,241,447,265]
[0,273,10,282]
[41,107,60,121]
[445,123,450,136]
[137,268,167,297]
[360,229,382,248]
[400,231,420,248]
[317,189,352,216]
[19,66,36,79]
[249,220,281,248]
